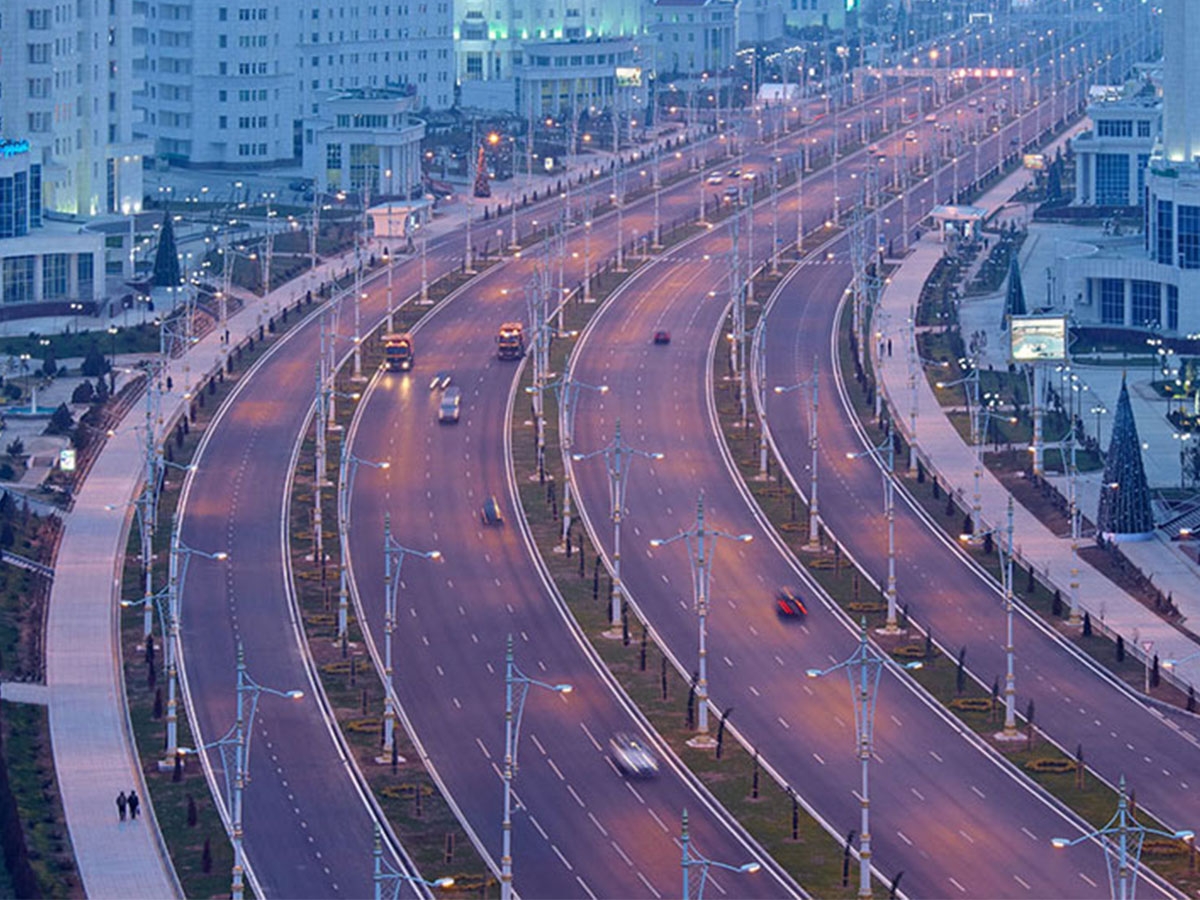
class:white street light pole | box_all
[680,808,762,899]
[574,419,662,636]
[774,356,820,551]
[336,435,389,642]
[650,494,752,746]
[502,635,572,900]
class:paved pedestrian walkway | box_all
[45,242,366,899]
[1,682,50,705]
[875,157,1200,697]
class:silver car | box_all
[610,732,659,778]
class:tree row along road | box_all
[565,23,1166,900]
[763,15,1200,871]
[171,67,928,897]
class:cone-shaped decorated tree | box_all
[473,143,491,198]
[152,212,181,288]
[1001,254,1026,330]
[1097,379,1154,539]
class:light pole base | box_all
[751,473,771,482]
[874,624,906,636]
[651,242,664,252]
[1066,613,1082,627]
[993,727,1024,742]
[600,627,624,641]
[374,753,407,765]
[686,734,718,750]
[350,374,369,384]
[327,423,344,432]
[156,756,179,772]
[551,542,569,556]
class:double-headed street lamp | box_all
[163,513,229,759]
[183,642,303,900]
[650,494,752,746]
[549,372,608,550]
[680,807,761,899]
[574,419,663,637]
[807,618,923,899]
[502,634,572,900]
[845,426,902,633]
[960,495,1021,740]
[1051,775,1194,900]
[1162,650,1200,671]
[372,824,454,898]
[337,441,389,642]
[380,513,441,762]
[774,356,820,552]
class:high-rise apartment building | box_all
[138,1,453,167]
[0,0,148,216]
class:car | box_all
[726,167,741,178]
[288,178,314,192]
[429,371,452,391]
[723,185,741,204]
[866,144,881,155]
[937,123,952,132]
[741,170,755,181]
[1009,136,1021,145]
[775,587,809,618]
[924,113,938,123]
[481,495,503,526]
[904,130,918,142]
[706,172,724,185]
[437,386,461,424]
[653,330,671,345]
[610,733,659,778]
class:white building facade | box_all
[455,0,646,115]
[0,143,104,310]
[648,0,737,79]
[139,0,453,168]
[1071,87,1160,207]
[304,88,426,198]
[0,0,148,217]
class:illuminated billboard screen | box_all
[616,67,642,88]
[1010,315,1067,362]
[1023,153,1045,170]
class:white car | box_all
[706,172,724,185]
[905,130,918,142]
[610,733,659,778]
[924,113,938,123]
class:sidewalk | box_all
[875,161,1200,695]
[45,244,362,899]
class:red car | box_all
[776,587,808,618]
[654,331,671,345]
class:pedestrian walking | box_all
[887,338,893,358]
[128,789,140,821]
[116,791,127,822]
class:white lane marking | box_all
[551,845,573,871]
[588,812,608,837]
[637,872,662,898]
[948,877,966,893]
[897,831,912,846]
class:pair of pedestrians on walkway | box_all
[115,790,140,822]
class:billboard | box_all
[1010,315,1067,362]
[616,67,642,88]
[1023,153,1046,170]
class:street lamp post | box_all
[680,808,762,899]
[185,643,303,900]
[651,495,752,746]
[550,373,608,550]
[1051,775,1194,900]
[807,618,923,899]
[379,513,440,762]
[163,514,228,759]
[574,419,662,636]
[846,427,901,633]
[775,356,820,551]
[372,825,454,898]
[502,634,572,900]
[337,438,389,642]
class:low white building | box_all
[304,87,426,198]
[512,37,649,121]
[1071,84,1160,207]
[0,143,103,312]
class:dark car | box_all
[653,330,671,345]
[776,587,808,618]
[481,496,503,526]
[610,732,659,778]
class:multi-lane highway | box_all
[562,16,1172,900]
[171,71,922,896]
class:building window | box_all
[1094,154,1129,206]
[1131,280,1159,328]
[465,53,483,79]
[1168,284,1179,331]
[12,173,27,239]
[1136,154,1149,200]
[2,257,36,304]
[349,143,379,193]
[1178,205,1200,269]
[29,165,41,230]
[1157,200,1174,265]
[1138,120,1151,138]
[42,254,70,300]
[1100,278,1124,325]
[0,177,13,240]
[1096,119,1133,138]
[77,254,94,301]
